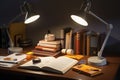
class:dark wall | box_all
[0,0,120,55]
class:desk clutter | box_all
[0,28,104,77]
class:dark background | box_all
[0,0,120,56]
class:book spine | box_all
[86,35,90,56]
[62,27,72,49]
[74,32,80,55]
[65,29,73,49]
[90,35,99,56]
[60,29,64,49]
[86,31,99,56]
[73,29,88,55]
[65,32,70,49]
[32,49,60,56]
[69,30,73,49]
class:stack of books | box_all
[33,40,61,56]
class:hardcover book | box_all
[86,31,99,56]
[73,29,88,55]
[19,56,78,74]
[74,32,80,55]
[60,27,73,49]
[35,46,60,52]
[37,43,60,48]
[72,64,102,76]
[32,49,60,56]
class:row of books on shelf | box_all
[32,27,105,57]
[60,27,105,56]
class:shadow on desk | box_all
[0,74,58,80]
[115,66,120,80]
[0,72,74,80]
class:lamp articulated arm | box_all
[88,11,113,58]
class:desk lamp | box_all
[71,0,113,66]
[7,1,40,53]
[21,1,40,24]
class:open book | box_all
[19,56,78,74]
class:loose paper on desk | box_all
[0,53,26,64]
[0,56,16,67]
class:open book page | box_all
[20,57,56,69]
[0,53,26,64]
[42,56,78,74]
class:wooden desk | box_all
[0,48,120,80]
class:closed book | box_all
[60,29,64,49]
[82,30,88,55]
[86,31,99,56]
[79,29,88,55]
[39,40,61,45]
[74,32,80,55]
[73,29,88,55]
[35,46,60,52]
[72,64,102,76]
[65,29,73,49]
[37,43,60,48]
[61,27,73,49]
[32,49,60,56]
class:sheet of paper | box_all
[0,53,26,64]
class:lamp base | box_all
[88,56,107,66]
[8,47,23,54]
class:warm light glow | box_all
[24,15,40,24]
[71,15,88,26]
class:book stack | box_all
[33,40,61,56]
